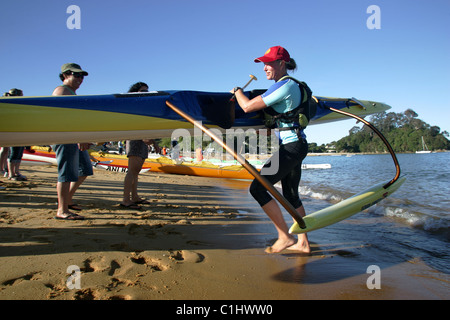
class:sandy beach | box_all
[0,165,448,301]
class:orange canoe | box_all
[22,146,255,179]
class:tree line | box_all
[311,109,450,153]
[154,109,449,154]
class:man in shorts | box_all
[52,63,93,220]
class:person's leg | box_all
[68,149,94,209]
[7,160,15,179]
[250,145,296,252]
[56,181,71,217]
[7,147,21,179]
[280,163,310,253]
[68,176,87,208]
[250,141,309,253]
[122,156,144,206]
[287,205,310,253]
[14,147,25,179]
[122,171,133,205]
[261,199,296,253]
[130,157,145,203]
[54,144,83,219]
[0,147,10,175]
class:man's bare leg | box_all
[68,176,87,207]
[56,181,72,218]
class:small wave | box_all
[297,181,347,201]
[274,182,343,202]
[298,182,449,237]
[298,185,343,202]
[276,179,449,239]
[383,206,449,236]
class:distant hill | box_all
[317,109,450,153]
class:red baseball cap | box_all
[254,46,290,63]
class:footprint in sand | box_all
[108,260,121,276]
[73,288,98,300]
[169,250,205,263]
[82,256,122,274]
[2,272,42,286]
[45,283,70,299]
[129,254,167,271]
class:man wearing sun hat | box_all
[55,63,88,95]
[60,62,89,74]
[52,63,93,220]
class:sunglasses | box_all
[70,72,85,79]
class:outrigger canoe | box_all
[0,90,390,147]
[6,90,403,233]
[21,146,330,180]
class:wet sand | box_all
[0,165,448,300]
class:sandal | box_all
[134,199,150,204]
[10,175,26,181]
[55,213,85,220]
[119,203,141,210]
[11,174,27,181]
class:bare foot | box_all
[287,241,311,254]
[265,237,296,254]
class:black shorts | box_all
[249,139,308,208]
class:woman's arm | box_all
[232,88,267,113]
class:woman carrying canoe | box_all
[231,46,310,254]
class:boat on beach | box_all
[21,146,331,179]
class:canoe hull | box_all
[21,147,255,179]
[0,90,391,146]
[22,147,331,179]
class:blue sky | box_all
[1,0,449,145]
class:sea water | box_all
[295,152,449,273]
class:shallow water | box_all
[278,152,449,274]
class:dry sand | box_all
[0,165,448,300]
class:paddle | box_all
[229,74,258,102]
[166,100,307,229]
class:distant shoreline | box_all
[308,150,449,156]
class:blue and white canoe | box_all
[0,90,390,147]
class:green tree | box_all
[334,109,450,152]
